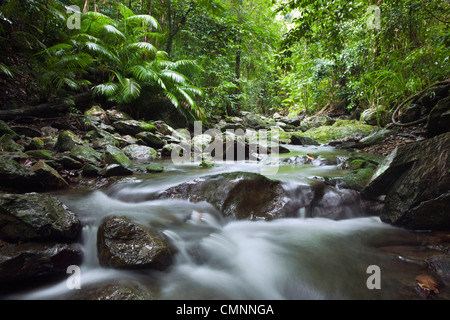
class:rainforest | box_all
[0,0,449,303]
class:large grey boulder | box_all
[97,216,174,270]
[363,132,450,230]
[0,193,81,242]
[157,172,296,221]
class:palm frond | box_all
[164,91,179,109]
[94,82,119,96]
[161,70,188,85]
[127,42,157,56]
[119,77,142,103]
[0,63,14,78]
[125,14,159,29]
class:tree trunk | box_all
[231,0,243,116]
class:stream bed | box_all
[6,145,450,300]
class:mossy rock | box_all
[25,150,54,160]
[0,134,24,152]
[145,165,164,173]
[0,120,20,140]
[70,145,102,164]
[103,145,132,167]
[55,131,84,152]
[302,120,373,143]
[342,168,375,191]
[199,160,215,168]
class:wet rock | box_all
[290,134,320,146]
[299,115,334,131]
[0,134,24,152]
[123,144,158,160]
[136,131,165,149]
[30,160,68,189]
[243,114,267,130]
[82,163,102,177]
[0,193,81,242]
[25,149,54,160]
[70,145,102,164]
[67,279,158,300]
[158,172,294,220]
[103,145,132,167]
[54,130,84,152]
[363,132,450,230]
[97,216,174,270]
[85,105,109,124]
[145,165,164,173]
[0,120,20,140]
[53,154,83,169]
[360,108,392,127]
[10,126,42,138]
[112,120,156,136]
[0,156,37,190]
[153,120,174,136]
[356,128,397,148]
[100,164,133,177]
[106,108,133,122]
[427,96,450,137]
[0,242,82,289]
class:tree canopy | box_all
[0,0,448,122]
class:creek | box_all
[7,145,444,300]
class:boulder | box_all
[25,149,54,160]
[427,96,450,137]
[157,172,295,220]
[356,128,397,148]
[82,163,102,177]
[106,108,134,122]
[362,132,450,230]
[103,145,132,167]
[299,115,334,131]
[0,193,81,242]
[0,242,82,288]
[0,120,20,140]
[70,145,102,164]
[85,105,109,124]
[145,165,164,173]
[290,134,320,146]
[122,144,158,160]
[112,120,156,136]
[0,134,24,152]
[0,157,37,190]
[54,131,84,152]
[100,164,133,177]
[30,160,68,189]
[243,114,267,130]
[360,108,392,127]
[97,216,174,270]
[136,131,165,149]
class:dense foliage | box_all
[276,0,449,117]
[0,0,448,122]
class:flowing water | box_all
[6,145,447,300]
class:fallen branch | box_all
[0,92,93,121]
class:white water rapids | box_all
[4,145,436,300]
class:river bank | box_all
[0,94,449,299]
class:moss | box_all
[25,149,53,160]
[343,167,375,191]
[300,119,373,143]
[199,160,215,168]
[145,165,164,173]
